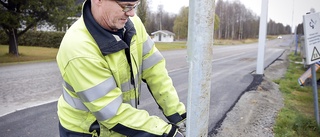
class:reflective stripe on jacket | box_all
[56,0,186,136]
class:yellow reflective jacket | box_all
[56,1,186,136]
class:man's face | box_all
[98,0,139,31]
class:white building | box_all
[151,30,175,42]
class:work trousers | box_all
[59,123,93,137]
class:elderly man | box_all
[56,0,186,136]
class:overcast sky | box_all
[149,0,320,29]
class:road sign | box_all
[303,12,320,65]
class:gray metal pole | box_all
[186,0,215,136]
[307,8,319,126]
[256,0,269,75]
[311,64,320,125]
[294,28,298,55]
[292,0,295,53]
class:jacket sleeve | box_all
[64,57,179,137]
[131,17,187,123]
[141,39,187,124]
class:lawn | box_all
[273,53,320,137]
[0,45,59,64]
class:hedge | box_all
[0,30,65,48]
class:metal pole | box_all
[311,64,320,125]
[309,6,319,126]
[294,27,298,55]
[256,0,269,75]
[292,0,295,52]
[187,0,215,136]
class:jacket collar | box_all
[82,0,136,56]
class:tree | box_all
[214,0,292,39]
[214,14,220,32]
[160,12,175,32]
[137,0,148,25]
[0,0,80,56]
[267,19,291,35]
[144,5,176,35]
[173,6,220,40]
[215,0,258,39]
[145,12,158,34]
[296,23,304,35]
[215,0,225,39]
[173,6,188,40]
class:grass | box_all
[0,45,59,64]
[214,38,258,45]
[273,52,320,137]
[155,41,187,50]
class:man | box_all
[56,0,186,136]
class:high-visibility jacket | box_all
[56,1,186,136]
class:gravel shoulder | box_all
[211,50,289,137]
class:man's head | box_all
[117,0,138,1]
[91,0,140,31]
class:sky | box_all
[149,0,320,29]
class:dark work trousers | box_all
[59,123,93,137]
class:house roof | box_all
[151,30,175,36]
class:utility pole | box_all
[303,8,320,126]
[187,0,215,136]
[256,0,269,75]
[158,4,163,30]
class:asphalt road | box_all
[0,35,293,136]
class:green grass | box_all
[0,45,59,64]
[273,52,320,137]
[213,38,259,45]
[155,41,187,50]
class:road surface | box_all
[0,35,293,136]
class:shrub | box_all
[0,30,65,48]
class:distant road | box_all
[0,35,293,136]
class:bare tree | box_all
[145,13,158,34]
[173,6,188,40]
[161,12,176,32]
[137,0,148,25]
[215,0,290,40]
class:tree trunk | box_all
[8,29,19,56]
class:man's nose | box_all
[125,9,136,17]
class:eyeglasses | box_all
[116,1,140,12]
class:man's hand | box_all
[177,120,186,136]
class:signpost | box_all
[303,12,320,65]
[303,12,320,125]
